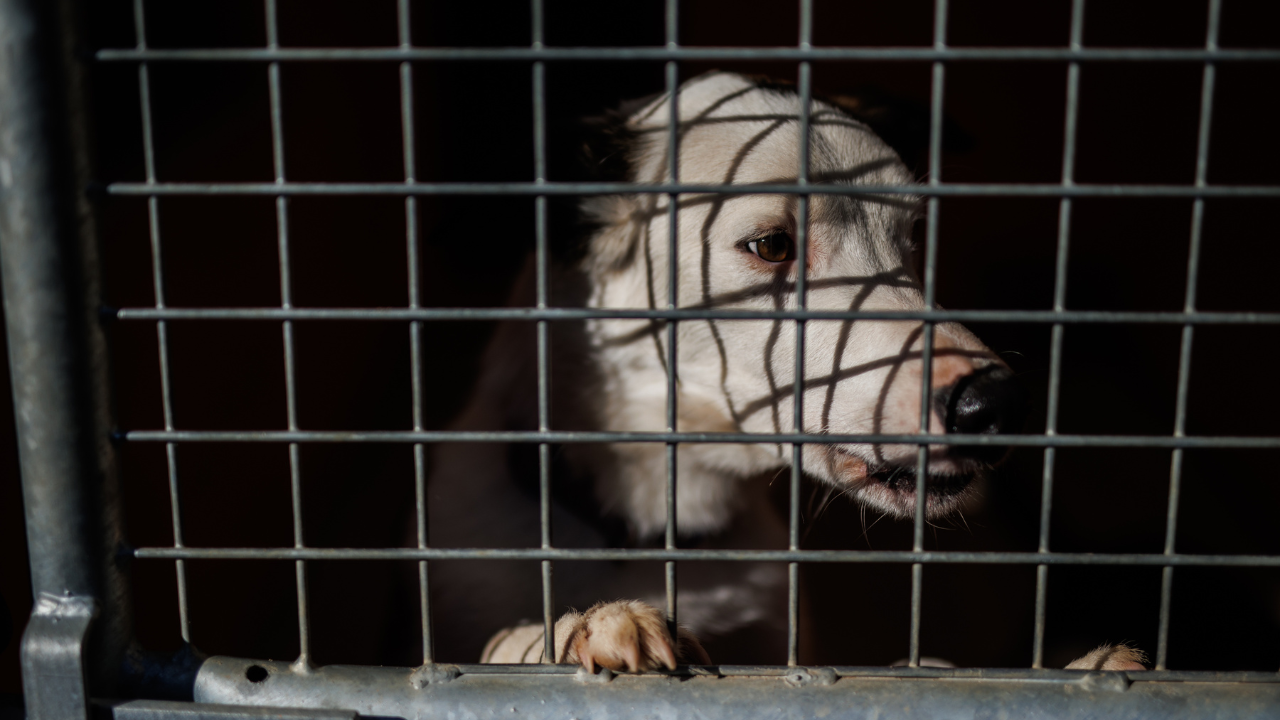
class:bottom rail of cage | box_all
[127,655,1280,720]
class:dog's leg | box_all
[481,600,710,671]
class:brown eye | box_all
[746,233,794,263]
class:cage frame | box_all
[5,0,1280,718]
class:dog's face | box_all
[581,72,1025,520]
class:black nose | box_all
[936,366,1028,462]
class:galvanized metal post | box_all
[0,0,132,715]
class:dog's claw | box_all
[652,633,677,671]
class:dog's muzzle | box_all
[830,366,1029,518]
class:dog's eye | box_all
[745,233,794,263]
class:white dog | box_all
[425,72,1139,673]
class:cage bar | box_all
[96,46,1280,63]
[0,0,133,702]
[529,0,557,665]
[663,0,681,642]
[131,0,191,646]
[130,546,1280,567]
[113,306,1280,325]
[120,428,1280,449]
[784,0,815,669]
[263,0,312,667]
[187,655,1280,720]
[189,656,1280,720]
[1032,0,1085,671]
[1156,0,1221,672]
[907,0,949,669]
[394,0,435,666]
[103,179,1280,198]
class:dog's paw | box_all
[1065,643,1148,671]
[556,600,710,673]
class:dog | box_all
[425,71,1142,673]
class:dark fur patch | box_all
[546,95,655,264]
[508,442,630,546]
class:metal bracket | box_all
[1078,671,1133,693]
[408,664,459,688]
[21,593,98,720]
[784,667,837,687]
[573,666,615,684]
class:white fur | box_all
[571,72,996,534]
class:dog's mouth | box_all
[866,464,974,496]
[830,446,983,519]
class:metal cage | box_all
[4,0,1280,718]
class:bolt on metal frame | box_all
[6,0,1280,717]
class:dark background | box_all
[4,0,1280,694]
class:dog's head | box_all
[579,72,1026,521]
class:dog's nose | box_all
[937,366,1028,461]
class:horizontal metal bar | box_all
[104,180,1280,198]
[133,547,1280,567]
[95,46,1280,63]
[105,700,356,720]
[192,656,1280,720]
[119,429,1280,449]
[112,306,1280,325]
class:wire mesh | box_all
[102,0,1280,678]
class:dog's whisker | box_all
[860,509,890,544]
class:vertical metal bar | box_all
[1032,0,1084,670]
[908,0,948,669]
[531,0,556,664]
[133,0,191,647]
[1156,0,1219,671]
[1,0,132,700]
[787,0,813,668]
[264,0,311,668]
[396,0,434,666]
[664,0,681,644]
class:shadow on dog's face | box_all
[581,72,1027,520]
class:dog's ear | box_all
[823,86,975,175]
[576,93,659,183]
[545,93,659,264]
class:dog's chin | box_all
[829,447,981,520]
